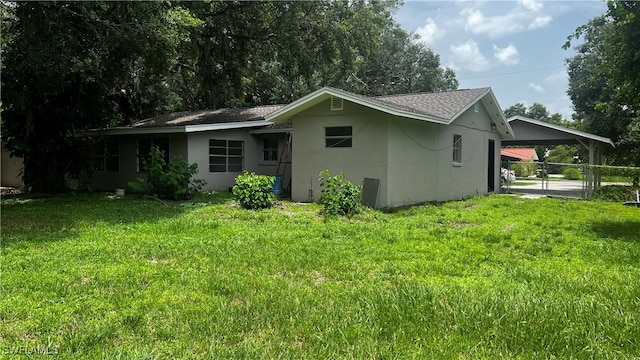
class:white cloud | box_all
[493,44,519,65]
[458,2,552,38]
[519,0,543,12]
[528,83,545,93]
[415,18,445,44]
[450,39,491,72]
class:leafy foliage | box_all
[592,185,640,202]
[562,167,581,180]
[1,1,458,194]
[511,162,538,177]
[128,147,205,200]
[232,171,276,210]
[565,1,640,166]
[318,170,362,216]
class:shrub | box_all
[232,171,276,209]
[563,167,581,180]
[128,147,205,200]
[592,185,639,202]
[511,162,537,177]
[318,170,362,216]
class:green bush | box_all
[318,170,362,216]
[232,171,276,210]
[511,162,537,177]
[563,167,581,180]
[128,147,205,200]
[592,185,639,202]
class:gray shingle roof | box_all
[372,88,490,121]
[130,87,489,128]
[132,104,284,128]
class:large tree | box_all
[1,2,193,191]
[2,1,457,192]
[564,0,640,165]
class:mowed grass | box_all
[1,193,639,359]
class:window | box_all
[209,139,244,173]
[138,138,169,171]
[92,140,119,172]
[453,134,462,164]
[325,126,352,148]
[263,139,279,162]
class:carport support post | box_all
[578,139,596,198]
[582,140,596,199]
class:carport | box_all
[502,115,615,197]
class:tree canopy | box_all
[1,1,458,192]
[503,102,567,127]
[564,0,640,166]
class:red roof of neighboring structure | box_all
[501,148,539,161]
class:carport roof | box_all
[504,115,614,147]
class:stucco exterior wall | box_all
[289,99,502,208]
[92,133,188,191]
[289,99,389,206]
[187,129,287,191]
[387,103,501,205]
[1,142,24,187]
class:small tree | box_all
[128,147,205,200]
[232,171,276,210]
[318,170,362,217]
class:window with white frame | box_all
[263,138,279,162]
[452,134,462,164]
[138,138,169,171]
[325,126,352,148]
[209,139,244,172]
[92,139,120,172]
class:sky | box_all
[393,0,608,119]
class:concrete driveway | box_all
[505,178,586,199]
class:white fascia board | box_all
[482,90,514,139]
[91,126,186,135]
[507,116,614,147]
[185,120,271,133]
[266,87,447,125]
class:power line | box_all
[457,65,566,81]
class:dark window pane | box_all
[210,165,226,172]
[228,164,243,172]
[228,157,243,165]
[325,126,352,137]
[326,138,352,148]
[209,147,226,155]
[228,140,243,148]
[106,157,119,172]
[209,156,226,165]
[228,148,243,156]
[210,139,226,147]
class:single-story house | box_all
[90,105,291,193]
[265,87,513,207]
[94,87,516,207]
[500,148,539,162]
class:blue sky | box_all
[393,0,608,119]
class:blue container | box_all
[272,175,283,198]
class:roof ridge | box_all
[374,87,490,99]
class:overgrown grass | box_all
[1,192,639,359]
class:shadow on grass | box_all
[590,220,640,243]
[1,191,235,247]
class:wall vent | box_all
[331,97,343,111]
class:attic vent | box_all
[331,97,343,111]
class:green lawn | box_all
[1,193,639,359]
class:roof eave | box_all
[477,89,514,139]
[507,116,615,147]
